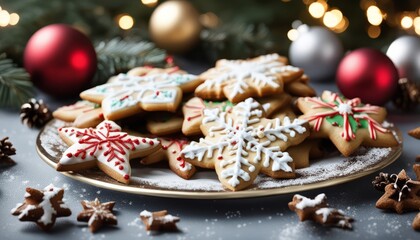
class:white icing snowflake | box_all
[196,54,301,103]
[181,98,308,190]
[81,72,200,120]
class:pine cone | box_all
[20,98,52,128]
[372,172,396,192]
[0,137,16,161]
[393,78,420,111]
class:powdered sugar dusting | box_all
[39,120,397,193]
[39,120,68,157]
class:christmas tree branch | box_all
[93,38,167,86]
[0,54,34,108]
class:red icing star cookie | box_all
[56,120,161,184]
[297,91,399,157]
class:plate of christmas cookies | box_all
[36,54,402,199]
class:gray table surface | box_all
[0,61,419,239]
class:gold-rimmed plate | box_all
[36,119,402,199]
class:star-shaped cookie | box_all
[288,193,353,229]
[141,138,196,179]
[80,67,203,121]
[56,120,161,184]
[140,210,180,232]
[297,91,399,156]
[181,98,309,191]
[77,198,117,233]
[195,54,303,103]
[11,184,72,231]
[376,169,420,214]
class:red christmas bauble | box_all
[24,24,97,98]
[336,48,399,105]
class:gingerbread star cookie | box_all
[77,198,117,233]
[376,169,420,214]
[140,210,180,232]
[297,91,399,157]
[288,193,353,229]
[11,184,72,231]
[56,120,161,184]
[80,67,203,121]
[181,98,309,191]
[195,54,303,103]
[141,138,196,179]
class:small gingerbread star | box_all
[288,193,328,221]
[11,184,72,231]
[288,193,353,229]
[140,210,180,232]
[77,198,117,233]
[376,169,420,214]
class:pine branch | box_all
[0,54,34,109]
[200,23,276,62]
[93,38,167,86]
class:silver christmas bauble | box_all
[386,36,420,84]
[289,27,343,82]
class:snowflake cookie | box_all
[195,54,304,103]
[297,91,399,157]
[141,138,196,180]
[56,120,161,184]
[80,67,203,121]
[182,94,292,136]
[181,98,309,191]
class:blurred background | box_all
[0,0,419,109]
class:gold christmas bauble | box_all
[149,0,202,53]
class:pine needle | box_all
[0,54,34,109]
[93,38,167,86]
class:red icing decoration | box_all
[120,95,129,101]
[65,122,145,172]
[184,99,206,122]
[304,93,389,141]
[162,138,190,169]
[124,174,129,180]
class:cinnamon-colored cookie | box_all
[140,210,180,232]
[77,198,117,233]
[11,184,72,231]
[376,169,420,214]
[288,193,353,229]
